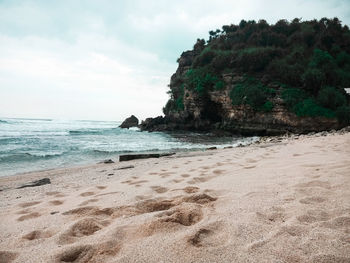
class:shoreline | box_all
[0,134,259,179]
[0,131,349,262]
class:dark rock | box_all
[17,178,51,189]
[140,116,166,131]
[107,173,114,176]
[99,159,114,164]
[119,115,139,129]
[50,211,59,215]
[224,146,233,149]
[206,147,217,150]
[119,152,175,162]
[116,165,135,170]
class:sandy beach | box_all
[0,132,349,263]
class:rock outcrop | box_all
[141,19,350,135]
[140,51,341,136]
[119,115,139,129]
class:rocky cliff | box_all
[141,19,350,135]
[141,51,339,135]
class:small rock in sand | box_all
[99,159,115,164]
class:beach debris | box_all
[116,165,135,170]
[50,211,59,215]
[17,178,51,189]
[99,159,114,164]
[206,147,217,150]
[119,115,139,129]
[119,152,175,162]
[107,173,114,176]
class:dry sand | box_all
[0,133,349,263]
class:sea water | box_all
[0,118,258,176]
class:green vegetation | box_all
[230,77,275,111]
[186,68,224,95]
[165,18,350,124]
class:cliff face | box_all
[141,50,339,135]
[141,19,350,135]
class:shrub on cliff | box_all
[230,77,275,111]
[317,86,347,110]
[185,68,223,95]
[336,106,350,125]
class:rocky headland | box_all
[141,18,350,135]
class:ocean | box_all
[0,118,258,176]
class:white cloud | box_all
[0,0,349,120]
[0,33,172,120]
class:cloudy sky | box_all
[0,0,349,121]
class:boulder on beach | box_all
[119,115,139,129]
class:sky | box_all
[0,0,349,121]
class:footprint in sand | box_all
[256,211,286,223]
[295,180,331,189]
[188,228,212,247]
[16,209,32,215]
[159,172,175,178]
[18,201,41,208]
[187,221,226,248]
[17,212,41,222]
[183,186,200,194]
[276,225,309,237]
[158,203,203,227]
[49,200,64,206]
[58,218,110,245]
[79,192,95,197]
[212,169,225,175]
[79,199,99,206]
[136,204,205,238]
[181,174,190,178]
[150,186,168,194]
[22,230,53,241]
[322,216,350,229]
[299,196,327,204]
[0,251,18,263]
[56,239,122,263]
[172,179,184,183]
[55,194,67,198]
[297,209,331,224]
[56,245,95,262]
[187,175,217,184]
[63,206,115,219]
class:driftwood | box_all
[17,178,51,189]
[119,153,175,162]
